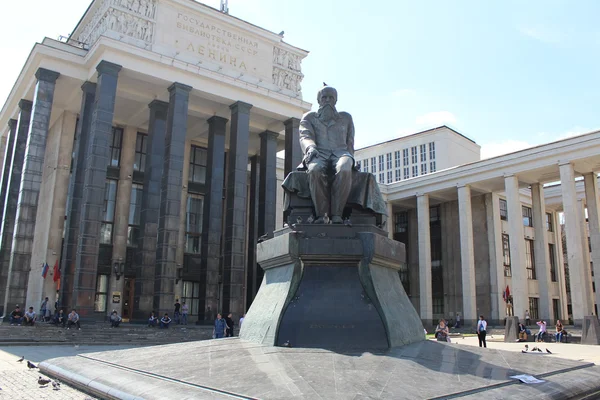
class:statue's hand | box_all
[305,146,319,162]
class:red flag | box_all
[53,259,60,282]
[506,285,510,299]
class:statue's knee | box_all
[308,163,326,175]
[336,158,353,173]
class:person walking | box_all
[477,315,487,348]
[525,310,531,326]
[174,299,181,325]
[225,313,235,337]
[181,301,189,325]
[40,297,49,322]
[214,314,226,338]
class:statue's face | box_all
[318,88,337,107]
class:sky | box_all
[1,0,599,158]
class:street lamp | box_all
[113,261,125,280]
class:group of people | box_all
[517,317,567,343]
[213,313,242,338]
[9,303,82,330]
[434,315,488,348]
[146,299,190,329]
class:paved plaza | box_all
[0,345,139,399]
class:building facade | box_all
[355,126,481,184]
[0,0,309,321]
[381,133,600,326]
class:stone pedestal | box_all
[504,316,519,342]
[240,226,424,349]
[581,315,600,345]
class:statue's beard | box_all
[317,104,339,122]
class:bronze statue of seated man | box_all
[299,85,355,224]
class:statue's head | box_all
[317,86,337,108]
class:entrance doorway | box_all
[122,278,135,321]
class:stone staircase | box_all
[0,321,215,346]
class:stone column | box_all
[485,193,505,324]
[559,162,592,324]
[504,174,528,320]
[4,68,59,310]
[200,116,227,320]
[583,172,600,315]
[175,137,191,303]
[554,213,569,320]
[417,194,432,323]
[246,155,259,308]
[26,112,76,308]
[0,120,17,234]
[457,185,476,324]
[108,126,136,316]
[133,100,168,320]
[61,82,96,310]
[223,101,252,316]
[258,131,278,239]
[153,82,191,317]
[73,61,121,317]
[578,198,594,312]
[0,108,27,316]
[531,182,552,321]
[283,117,301,178]
[387,201,394,239]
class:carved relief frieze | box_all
[272,46,303,95]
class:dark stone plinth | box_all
[504,316,519,342]
[581,315,600,345]
[240,227,424,349]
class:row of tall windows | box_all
[498,199,554,232]
[502,234,558,281]
[359,142,436,184]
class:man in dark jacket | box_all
[225,313,235,337]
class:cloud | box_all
[415,111,457,126]
[518,26,562,44]
[480,140,535,159]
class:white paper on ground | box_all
[510,374,546,384]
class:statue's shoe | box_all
[331,215,343,224]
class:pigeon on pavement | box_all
[17,356,24,362]
[27,361,38,369]
[38,376,51,386]
[52,380,61,390]
[537,348,542,352]
[546,348,552,354]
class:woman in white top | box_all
[477,315,487,348]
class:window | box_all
[502,234,511,277]
[394,151,401,168]
[430,206,440,222]
[522,206,533,227]
[411,146,417,164]
[386,153,392,170]
[134,132,147,172]
[362,159,369,173]
[378,155,384,172]
[370,157,376,173]
[403,149,409,166]
[549,243,557,282]
[432,296,444,315]
[109,127,123,167]
[430,161,436,173]
[394,211,408,233]
[412,165,418,177]
[546,213,553,232]
[429,142,435,159]
[379,172,385,182]
[387,171,392,184]
[421,163,427,175]
[127,184,143,247]
[189,146,207,184]
[529,297,539,320]
[403,167,409,179]
[553,299,560,321]
[185,195,204,254]
[526,239,536,279]
[181,281,200,317]
[94,274,108,312]
[499,199,508,220]
[420,144,426,162]
[395,169,401,181]
[100,180,118,245]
